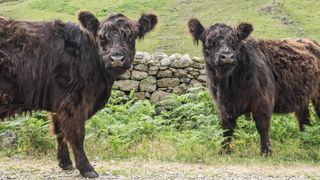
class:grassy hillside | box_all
[1,0,319,55]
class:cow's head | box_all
[79,11,157,75]
[188,18,253,75]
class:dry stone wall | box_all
[114,52,206,102]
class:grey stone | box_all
[182,54,193,63]
[145,92,151,98]
[169,67,177,73]
[189,79,202,87]
[159,66,168,70]
[157,70,173,78]
[152,52,168,60]
[155,98,177,114]
[148,71,158,75]
[134,92,146,100]
[186,67,195,71]
[147,59,160,66]
[180,78,191,83]
[160,57,171,66]
[118,71,131,79]
[174,69,188,78]
[149,66,159,71]
[131,70,148,80]
[200,69,206,75]
[173,83,187,94]
[169,53,182,61]
[157,99,177,108]
[187,74,195,78]
[192,56,205,63]
[171,54,192,68]
[0,131,17,149]
[139,76,157,92]
[134,52,150,64]
[157,78,180,88]
[192,62,205,69]
[157,98,181,115]
[143,52,151,61]
[197,75,207,82]
[135,51,145,59]
[190,71,200,76]
[134,64,148,71]
[150,91,171,103]
[114,80,139,91]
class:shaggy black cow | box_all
[188,18,320,155]
[0,11,157,177]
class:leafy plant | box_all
[1,88,320,164]
[0,112,54,155]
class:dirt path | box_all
[0,157,319,179]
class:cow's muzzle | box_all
[110,55,125,67]
[217,53,236,66]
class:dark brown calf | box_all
[0,11,157,177]
[188,19,320,155]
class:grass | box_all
[1,88,319,165]
[0,0,319,55]
[0,0,320,166]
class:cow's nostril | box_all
[230,54,235,59]
[110,55,125,63]
[110,55,125,67]
[220,54,226,60]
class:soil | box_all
[0,157,319,179]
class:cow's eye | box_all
[129,36,134,42]
[100,39,108,46]
[231,41,237,48]
[105,32,109,39]
[205,46,211,54]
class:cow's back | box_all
[0,18,42,117]
[257,39,320,113]
[0,18,101,118]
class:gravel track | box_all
[0,157,319,179]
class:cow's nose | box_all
[219,53,235,65]
[110,55,125,67]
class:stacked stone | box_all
[113,51,206,102]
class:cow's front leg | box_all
[52,116,73,170]
[220,115,237,154]
[252,109,272,156]
[58,111,98,178]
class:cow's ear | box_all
[236,23,253,41]
[78,11,99,35]
[137,13,158,39]
[188,18,205,45]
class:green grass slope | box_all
[1,0,319,55]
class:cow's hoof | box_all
[261,148,272,157]
[219,146,232,155]
[59,163,74,170]
[81,170,99,178]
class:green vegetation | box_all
[0,0,319,55]
[1,87,320,164]
[0,0,319,165]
